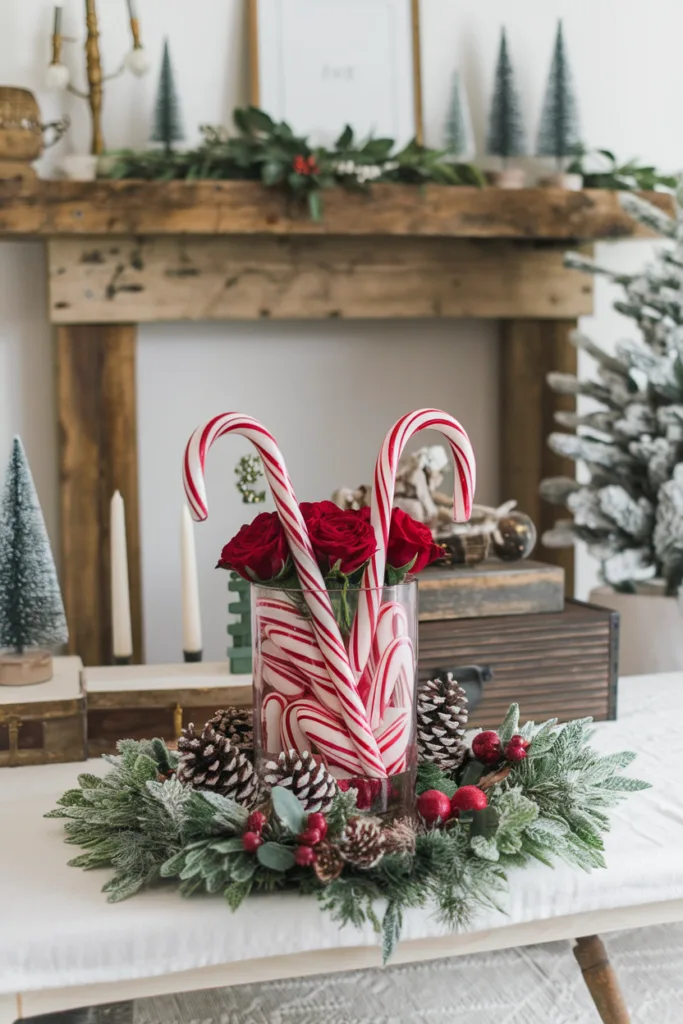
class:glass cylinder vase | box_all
[252,581,418,818]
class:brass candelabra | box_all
[46,0,149,156]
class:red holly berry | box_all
[340,777,381,810]
[471,730,502,765]
[450,785,488,817]
[307,812,328,840]
[298,827,322,846]
[505,735,530,762]
[242,831,263,853]
[416,789,451,825]
[246,811,267,834]
[294,845,317,867]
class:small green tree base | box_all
[227,573,252,674]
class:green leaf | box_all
[459,760,485,786]
[257,841,296,873]
[335,125,354,149]
[382,901,402,964]
[271,785,308,835]
[497,704,520,745]
[225,878,252,910]
[230,853,258,882]
[245,106,276,133]
[471,806,499,839]
[470,835,500,862]
[262,160,285,186]
[211,836,247,854]
[308,190,323,222]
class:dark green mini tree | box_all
[486,28,526,164]
[0,438,68,652]
[537,21,580,167]
[150,39,184,155]
[444,70,474,161]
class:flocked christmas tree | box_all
[486,28,526,165]
[444,70,475,161]
[150,39,184,155]
[541,190,683,594]
[536,20,580,168]
[0,438,68,656]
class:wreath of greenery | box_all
[48,702,647,962]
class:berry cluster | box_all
[416,785,488,825]
[337,776,383,810]
[472,730,530,765]
[241,809,329,867]
[292,154,318,176]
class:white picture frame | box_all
[249,0,423,148]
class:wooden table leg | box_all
[57,323,143,666]
[574,934,630,1024]
[500,319,578,595]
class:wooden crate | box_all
[418,560,564,621]
[0,656,86,766]
[418,599,618,727]
[84,662,251,756]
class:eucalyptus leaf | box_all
[271,785,308,835]
[257,841,296,873]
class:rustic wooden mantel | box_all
[0,180,669,665]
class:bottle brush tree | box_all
[486,28,526,165]
[150,39,184,155]
[444,70,475,162]
[541,191,683,594]
[536,20,581,168]
[0,438,68,653]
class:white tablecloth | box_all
[1,673,682,995]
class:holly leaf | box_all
[261,160,285,186]
[458,760,485,786]
[497,704,520,745]
[271,785,308,835]
[335,125,354,149]
[257,841,296,872]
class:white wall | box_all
[0,1,680,661]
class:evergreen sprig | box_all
[105,106,485,221]
[50,704,647,962]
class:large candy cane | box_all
[183,413,387,777]
[349,409,476,678]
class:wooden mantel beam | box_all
[0,180,673,239]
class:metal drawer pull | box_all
[433,664,492,710]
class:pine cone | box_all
[313,842,345,883]
[264,750,337,813]
[177,723,258,808]
[338,816,386,869]
[208,706,253,753]
[417,674,468,771]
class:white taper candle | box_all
[181,504,202,656]
[110,491,133,660]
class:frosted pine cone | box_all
[177,723,258,807]
[313,842,345,883]
[208,707,253,753]
[264,750,337,813]
[338,816,386,869]
[417,674,469,771]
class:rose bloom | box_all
[386,507,444,573]
[217,511,290,582]
[300,500,377,575]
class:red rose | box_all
[301,501,376,576]
[387,507,444,573]
[217,511,290,582]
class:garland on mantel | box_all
[105,105,486,220]
[48,701,647,963]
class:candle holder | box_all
[46,0,149,156]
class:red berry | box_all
[505,735,530,762]
[450,785,488,817]
[298,827,322,846]
[294,845,317,867]
[242,831,263,853]
[307,812,328,840]
[471,730,502,765]
[416,789,451,825]
[246,811,267,833]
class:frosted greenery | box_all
[0,437,68,651]
[486,28,526,162]
[536,20,580,164]
[49,704,646,963]
[542,190,683,593]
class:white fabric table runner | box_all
[1,673,682,997]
